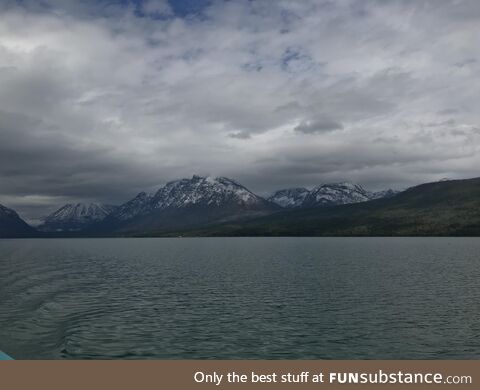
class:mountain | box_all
[151,176,269,210]
[269,183,398,208]
[178,178,480,237]
[0,204,36,238]
[95,175,279,234]
[268,188,310,208]
[39,203,117,232]
[303,182,371,207]
[370,189,399,200]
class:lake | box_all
[0,237,479,359]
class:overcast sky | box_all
[1,0,479,222]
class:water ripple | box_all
[1,237,480,359]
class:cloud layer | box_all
[1,0,479,221]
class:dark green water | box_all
[0,237,479,359]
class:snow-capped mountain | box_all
[110,175,273,221]
[0,204,35,237]
[269,182,399,208]
[268,188,310,208]
[39,203,117,232]
[151,175,267,210]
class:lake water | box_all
[0,237,479,359]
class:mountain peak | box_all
[152,175,264,209]
[39,202,117,232]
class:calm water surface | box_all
[0,237,479,359]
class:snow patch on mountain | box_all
[268,188,310,208]
[304,182,371,206]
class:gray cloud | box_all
[0,0,480,220]
[437,108,459,116]
[295,118,343,134]
[229,131,251,140]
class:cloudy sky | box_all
[1,0,479,222]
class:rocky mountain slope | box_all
[111,192,153,221]
[0,204,36,238]
[268,188,310,208]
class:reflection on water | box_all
[0,237,479,359]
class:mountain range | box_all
[268,182,398,208]
[189,177,480,237]
[93,175,278,235]
[1,175,479,237]
[38,176,395,234]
